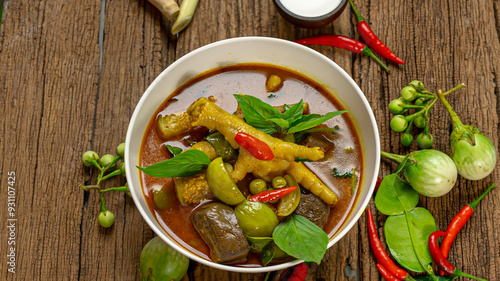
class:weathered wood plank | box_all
[78,0,174,280]
[0,0,101,280]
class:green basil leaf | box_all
[295,158,311,162]
[261,242,275,266]
[272,214,328,264]
[281,100,304,122]
[246,236,273,253]
[266,116,289,132]
[234,94,282,120]
[165,144,182,157]
[385,207,437,272]
[302,125,339,135]
[290,114,322,127]
[288,111,348,134]
[137,150,210,177]
[375,173,419,215]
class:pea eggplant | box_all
[437,90,497,180]
[381,150,457,197]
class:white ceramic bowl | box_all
[125,37,380,273]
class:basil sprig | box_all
[166,144,182,156]
[233,94,347,135]
[137,150,210,177]
[272,214,329,264]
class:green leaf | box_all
[332,167,354,178]
[233,94,282,134]
[266,116,289,132]
[261,242,275,266]
[246,236,273,253]
[385,207,437,272]
[375,173,419,215]
[287,111,348,134]
[165,145,182,157]
[281,100,304,122]
[272,214,328,264]
[295,158,311,162]
[137,150,210,177]
[290,113,322,127]
[302,125,339,134]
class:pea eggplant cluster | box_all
[80,143,129,228]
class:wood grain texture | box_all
[0,0,498,280]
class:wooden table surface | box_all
[1,0,499,280]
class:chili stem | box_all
[348,0,364,22]
[456,270,488,281]
[469,183,496,210]
[362,47,390,73]
[381,151,406,164]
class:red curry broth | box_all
[139,63,363,266]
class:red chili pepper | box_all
[439,183,495,275]
[374,177,383,194]
[348,0,405,65]
[234,132,274,161]
[248,186,297,202]
[367,208,410,280]
[294,35,390,73]
[377,264,400,281]
[286,262,310,281]
[428,231,487,281]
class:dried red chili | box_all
[294,35,390,73]
[234,132,274,161]
[348,0,405,65]
[439,183,495,275]
[376,264,400,281]
[367,208,413,280]
[428,231,487,281]
[248,186,297,202]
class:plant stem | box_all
[362,47,390,73]
[91,160,103,171]
[100,192,107,212]
[103,156,121,174]
[443,83,465,96]
[101,186,127,193]
[403,105,426,110]
[381,151,406,164]
[469,183,496,210]
[457,270,487,281]
[348,0,364,22]
[80,185,100,191]
[416,93,435,99]
[436,89,464,130]
[101,169,122,181]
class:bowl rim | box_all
[125,36,380,273]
